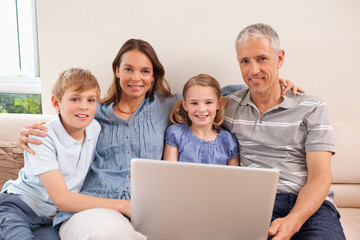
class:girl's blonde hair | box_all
[170,74,226,130]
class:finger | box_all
[24,122,49,132]
[22,144,35,154]
[297,87,305,93]
[282,84,292,95]
[279,78,288,87]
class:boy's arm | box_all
[163,143,179,161]
[40,170,131,217]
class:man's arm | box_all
[268,151,332,240]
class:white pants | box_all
[59,208,146,240]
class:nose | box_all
[249,60,260,75]
[79,100,88,110]
[132,71,141,81]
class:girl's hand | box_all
[16,122,48,154]
[280,79,305,95]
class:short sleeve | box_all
[221,129,239,159]
[165,124,184,147]
[24,132,59,176]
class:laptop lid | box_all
[131,158,279,240]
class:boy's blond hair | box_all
[170,74,226,130]
[52,68,100,100]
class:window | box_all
[0,0,41,113]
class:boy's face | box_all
[52,87,98,140]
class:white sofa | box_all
[0,113,359,239]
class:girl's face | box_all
[116,50,154,101]
[182,85,222,130]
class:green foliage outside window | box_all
[0,93,42,114]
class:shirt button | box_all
[127,151,130,154]
[128,175,131,179]
[126,186,129,190]
[125,136,129,139]
[126,123,129,127]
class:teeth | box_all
[196,115,208,118]
[76,114,88,118]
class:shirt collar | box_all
[240,88,298,109]
[53,114,96,147]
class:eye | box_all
[206,101,213,105]
[240,59,249,64]
[71,98,79,102]
[124,68,132,72]
[88,98,96,103]
[190,102,197,105]
[142,69,151,75]
[259,57,267,61]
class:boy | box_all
[0,68,101,239]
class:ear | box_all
[217,96,225,110]
[115,67,121,79]
[276,50,285,69]
[181,98,188,112]
[51,96,61,112]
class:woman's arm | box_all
[163,143,179,161]
[40,170,131,217]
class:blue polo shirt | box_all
[2,114,101,217]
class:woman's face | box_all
[116,50,154,101]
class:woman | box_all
[17,39,300,239]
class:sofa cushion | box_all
[0,141,24,189]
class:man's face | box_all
[236,37,284,96]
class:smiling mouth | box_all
[129,85,144,90]
[75,114,89,118]
[196,114,209,119]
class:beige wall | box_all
[37,0,360,122]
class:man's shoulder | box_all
[292,92,327,106]
[227,88,249,103]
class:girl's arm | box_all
[227,157,240,166]
[40,170,131,217]
[163,143,179,161]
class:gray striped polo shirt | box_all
[224,88,335,201]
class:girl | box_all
[163,74,239,166]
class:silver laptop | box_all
[131,158,279,240]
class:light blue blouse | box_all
[165,123,239,165]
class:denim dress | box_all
[53,92,180,228]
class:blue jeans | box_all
[0,192,60,240]
[268,193,345,240]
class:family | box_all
[0,23,345,240]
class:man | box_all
[223,23,345,240]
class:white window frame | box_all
[0,0,40,94]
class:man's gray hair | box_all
[235,23,281,54]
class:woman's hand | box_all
[280,79,305,95]
[16,122,48,154]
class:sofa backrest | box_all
[330,122,360,208]
[0,113,55,141]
